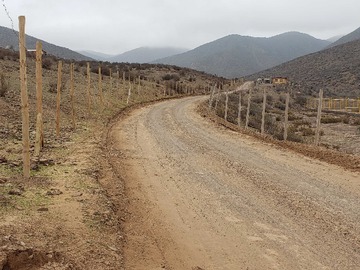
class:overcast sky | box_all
[1,0,359,55]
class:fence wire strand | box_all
[1,0,26,50]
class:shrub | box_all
[300,127,315,136]
[321,116,342,124]
[42,58,53,70]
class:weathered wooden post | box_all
[98,66,103,106]
[284,92,290,141]
[56,61,62,137]
[245,88,252,129]
[87,62,91,113]
[138,75,141,95]
[237,90,242,127]
[224,89,229,121]
[109,68,112,92]
[19,16,30,178]
[116,69,119,93]
[214,86,220,111]
[261,88,267,134]
[70,63,75,129]
[209,84,216,108]
[127,83,132,104]
[315,89,323,146]
[34,41,43,157]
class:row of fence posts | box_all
[209,83,324,146]
[307,97,360,112]
[18,15,162,178]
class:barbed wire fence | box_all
[2,0,16,34]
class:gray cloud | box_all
[1,0,359,54]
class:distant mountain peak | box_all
[327,26,360,48]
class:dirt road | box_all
[108,96,360,270]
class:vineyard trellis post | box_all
[34,41,43,157]
[19,15,30,178]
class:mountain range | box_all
[1,23,360,94]
[78,47,187,63]
[0,26,91,61]
[153,32,331,78]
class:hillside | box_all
[0,26,91,61]
[108,47,188,63]
[248,39,360,97]
[327,26,360,48]
[154,32,330,78]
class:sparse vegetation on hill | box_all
[248,39,360,97]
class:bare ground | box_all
[107,96,360,269]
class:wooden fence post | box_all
[116,69,119,93]
[245,88,252,129]
[87,62,91,113]
[98,66,103,106]
[127,83,132,104]
[224,89,229,121]
[56,61,62,137]
[237,90,242,127]
[34,41,43,157]
[19,16,30,178]
[261,88,267,134]
[284,92,290,141]
[214,86,220,111]
[138,75,141,95]
[209,84,216,108]
[109,68,112,92]
[315,89,323,146]
[70,63,75,129]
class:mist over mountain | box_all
[77,50,113,61]
[327,27,360,48]
[326,35,343,43]
[107,47,188,63]
[248,39,360,97]
[153,32,330,78]
[0,26,91,61]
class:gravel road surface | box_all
[109,96,360,270]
